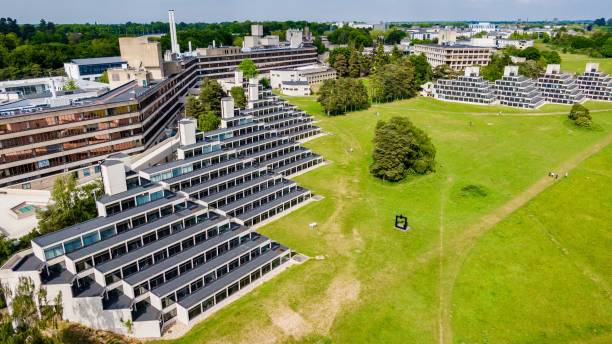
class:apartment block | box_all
[493,66,545,108]
[536,64,586,104]
[0,79,323,338]
[412,44,492,70]
[434,66,497,104]
[576,63,612,101]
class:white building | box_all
[270,64,337,90]
[280,80,311,96]
[493,66,545,108]
[536,64,586,104]
[64,57,125,81]
[469,22,497,33]
[0,76,108,98]
[576,63,612,101]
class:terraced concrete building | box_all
[576,63,612,101]
[434,67,497,105]
[493,66,545,109]
[536,64,586,104]
[0,79,323,339]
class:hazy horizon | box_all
[3,0,611,24]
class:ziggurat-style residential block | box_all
[536,64,586,104]
[0,79,324,339]
[434,66,497,105]
[576,63,612,101]
[493,66,545,108]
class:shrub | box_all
[575,116,592,128]
[568,103,590,121]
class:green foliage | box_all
[369,60,417,103]
[568,103,592,127]
[370,116,436,181]
[550,30,612,57]
[568,103,591,120]
[348,48,361,78]
[198,78,224,115]
[317,78,369,115]
[408,53,432,86]
[518,59,545,78]
[481,53,512,81]
[230,86,247,109]
[62,78,78,91]
[184,95,203,117]
[371,44,390,73]
[238,58,258,79]
[328,26,373,48]
[313,35,326,54]
[197,111,221,132]
[37,175,103,235]
[99,70,109,83]
[432,64,461,80]
[259,77,270,89]
[385,29,407,44]
[333,52,348,77]
[473,31,488,38]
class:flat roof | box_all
[70,56,124,65]
[238,187,310,222]
[219,181,295,213]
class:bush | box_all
[568,103,591,120]
[575,116,592,128]
[370,117,436,182]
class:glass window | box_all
[82,232,100,246]
[136,193,150,206]
[44,245,64,260]
[100,227,115,240]
[63,238,82,253]
[150,190,164,201]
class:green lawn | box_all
[156,96,612,344]
[534,42,612,74]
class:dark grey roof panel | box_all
[94,214,226,273]
[124,224,249,285]
[218,181,295,213]
[150,235,269,297]
[237,187,310,222]
[180,166,266,195]
[178,248,284,309]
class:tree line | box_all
[0,17,331,81]
[481,46,562,81]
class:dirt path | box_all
[437,132,612,344]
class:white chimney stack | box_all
[248,78,259,102]
[234,70,244,85]
[221,97,235,119]
[101,159,127,196]
[178,118,197,146]
[168,10,180,54]
[188,41,192,53]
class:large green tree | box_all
[36,175,103,235]
[370,117,436,181]
[370,60,417,103]
[408,53,432,86]
[317,78,370,115]
[238,58,258,79]
[230,86,247,109]
[199,78,224,115]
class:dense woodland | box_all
[0,17,329,81]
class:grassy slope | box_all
[534,42,612,74]
[452,145,612,344]
[158,97,612,344]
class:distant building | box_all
[493,66,545,108]
[576,63,612,101]
[536,64,586,104]
[270,64,337,90]
[434,66,497,104]
[280,80,311,96]
[64,57,125,81]
[412,44,492,70]
[469,22,496,33]
[0,77,108,98]
[496,39,534,50]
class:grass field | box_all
[534,42,612,74]
[156,96,612,344]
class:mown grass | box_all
[155,96,612,344]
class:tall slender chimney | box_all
[168,10,179,54]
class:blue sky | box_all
[4,0,611,24]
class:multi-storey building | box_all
[434,66,497,104]
[576,63,612,101]
[270,64,337,90]
[493,66,545,108]
[411,44,492,70]
[0,79,323,339]
[536,64,586,104]
[0,42,318,189]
